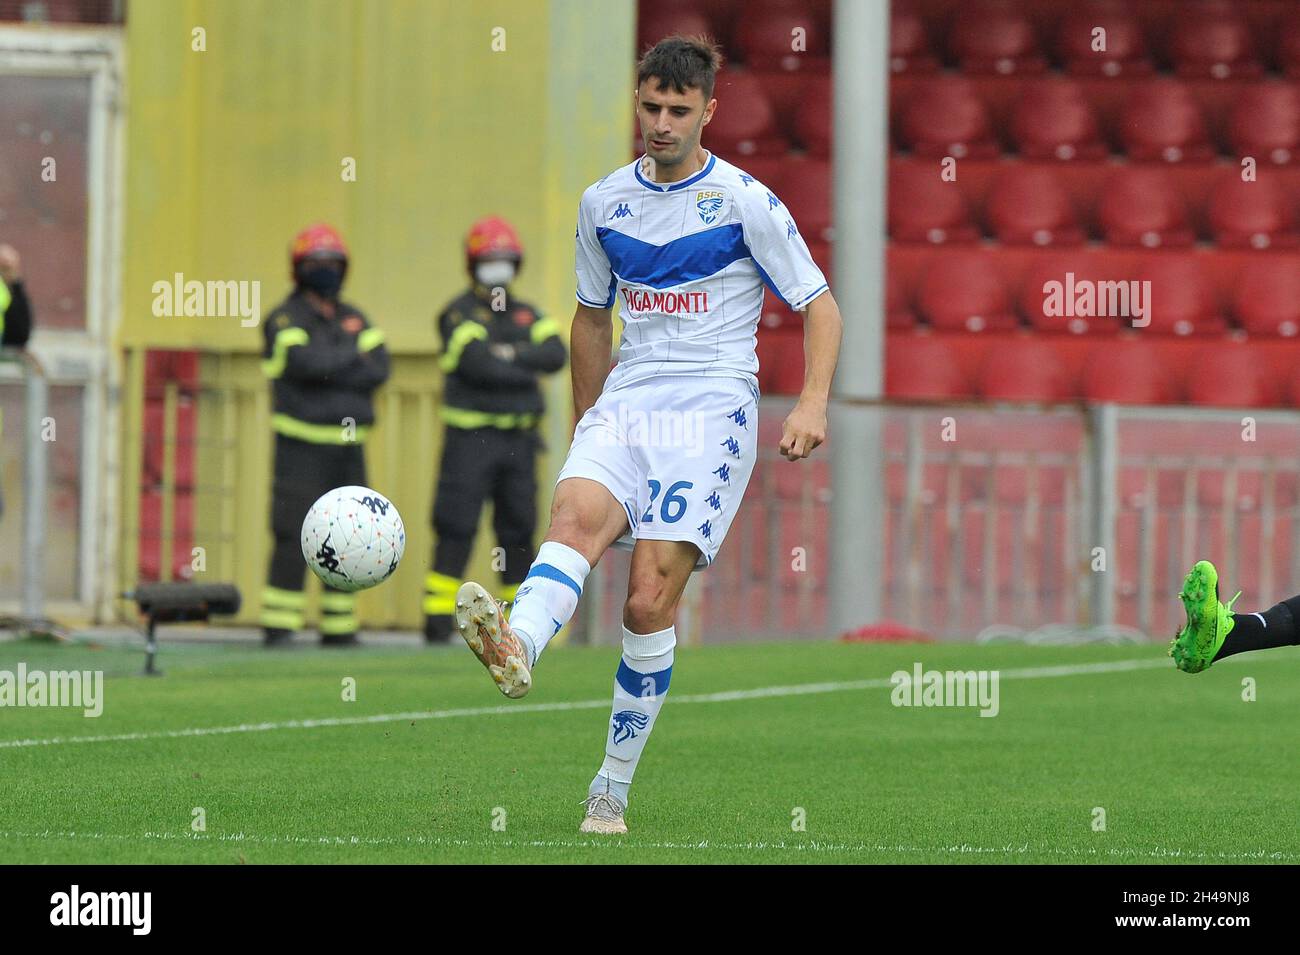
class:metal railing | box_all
[577,399,1300,644]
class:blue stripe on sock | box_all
[523,562,582,599]
[616,659,672,697]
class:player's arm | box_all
[780,289,841,461]
[739,186,840,461]
[569,302,613,421]
[570,183,617,421]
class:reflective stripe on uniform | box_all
[319,613,358,635]
[529,315,560,345]
[439,405,538,430]
[271,413,371,445]
[320,591,356,612]
[261,326,309,379]
[439,321,487,373]
[260,586,306,630]
[357,327,385,353]
[423,571,459,615]
[262,586,307,608]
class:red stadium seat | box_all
[705,71,787,157]
[898,77,999,159]
[977,337,1074,401]
[1056,4,1152,77]
[794,73,831,156]
[1170,6,1261,79]
[917,252,1017,332]
[755,324,804,395]
[1009,80,1107,160]
[775,156,831,243]
[759,287,799,330]
[885,334,974,399]
[1132,255,1226,336]
[1097,168,1195,248]
[1082,341,1178,404]
[733,3,830,71]
[949,1,1046,75]
[1018,255,1124,336]
[891,1,939,74]
[1228,83,1300,166]
[887,270,915,330]
[887,163,979,244]
[1186,343,1277,407]
[1279,12,1300,78]
[725,154,786,190]
[1117,80,1215,163]
[1207,174,1299,249]
[985,166,1085,245]
[638,9,714,55]
[1232,259,1300,337]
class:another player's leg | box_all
[457,476,627,697]
[581,538,696,835]
[1170,559,1300,672]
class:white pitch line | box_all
[0,828,1295,862]
[0,655,1182,751]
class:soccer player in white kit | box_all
[454,35,844,834]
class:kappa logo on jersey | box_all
[611,709,650,744]
[706,490,722,511]
[609,203,634,220]
[620,287,709,317]
[696,189,725,224]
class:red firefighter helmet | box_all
[465,215,523,270]
[290,223,349,268]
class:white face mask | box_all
[475,260,516,288]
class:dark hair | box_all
[636,35,724,102]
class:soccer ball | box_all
[300,485,405,592]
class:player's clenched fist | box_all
[779,399,827,461]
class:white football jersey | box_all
[575,151,828,396]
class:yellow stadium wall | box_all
[118,0,635,628]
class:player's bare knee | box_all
[622,584,674,634]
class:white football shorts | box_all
[556,374,760,570]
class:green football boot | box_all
[1169,560,1242,673]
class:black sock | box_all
[1215,596,1300,661]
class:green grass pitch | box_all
[1,636,1298,864]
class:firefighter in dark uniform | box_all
[0,243,34,522]
[260,223,390,647]
[423,216,567,642]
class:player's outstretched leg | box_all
[1170,560,1241,673]
[455,581,533,698]
[1171,559,1300,673]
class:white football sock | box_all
[589,623,676,809]
[505,540,591,666]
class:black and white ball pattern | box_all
[300,485,406,592]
